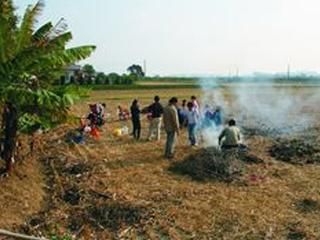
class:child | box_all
[118,105,130,121]
[185,101,199,146]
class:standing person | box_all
[212,106,223,127]
[163,97,180,159]
[1,102,18,174]
[202,104,214,128]
[147,96,163,141]
[218,119,241,150]
[97,103,106,126]
[191,96,200,113]
[130,99,141,140]
[186,101,200,146]
[178,99,187,128]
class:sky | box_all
[15,0,320,76]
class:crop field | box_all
[1,86,320,239]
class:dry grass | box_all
[1,87,320,239]
[0,139,45,230]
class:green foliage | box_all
[82,64,95,84]
[0,0,95,134]
[142,76,197,82]
[17,85,89,133]
[67,66,140,86]
[127,64,145,78]
[90,83,200,90]
[95,72,106,84]
[82,64,95,76]
[107,72,121,85]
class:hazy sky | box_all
[15,0,320,76]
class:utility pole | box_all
[287,64,290,81]
[143,59,147,76]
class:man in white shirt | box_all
[186,102,200,146]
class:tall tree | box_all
[127,64,145,78]
[0,0,95,174]
[82,64,96,84]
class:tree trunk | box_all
[2,103,18,173]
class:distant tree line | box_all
[59,64,145,85]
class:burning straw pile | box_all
[269,139,320,165]
[170,147,263,182]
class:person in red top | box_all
[191,95,200,114]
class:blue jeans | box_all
[188,123,197,145]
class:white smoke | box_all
[198,77,318,146]
[197,78,227,147]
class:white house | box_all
[65,64,82,83]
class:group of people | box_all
[78,96,243,159]
[72,103,106,143]
[161,97,240,158]
[127,95,241,159]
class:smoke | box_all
[197,78,227,147]
[198,77,319,147]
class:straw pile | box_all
[170,147,263,182]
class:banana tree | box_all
[0,0,96,173]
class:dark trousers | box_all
[132,119,141,139]
[221,144,247,151]
[165,131,177,158]
[221,144,239,150]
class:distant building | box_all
[65,64,82,84]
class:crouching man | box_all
[218,119,242,150]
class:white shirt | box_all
[186,109,199,125]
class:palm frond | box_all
[32,22,53,42]
[44,32,73,50]
[34,45,96,72]
[17,0,44,52]
[48,17,68,39]
[0,0,18,62]
[0,1,95,133]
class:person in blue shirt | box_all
[212,106,223,127]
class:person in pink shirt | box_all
[191,96,200,113]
